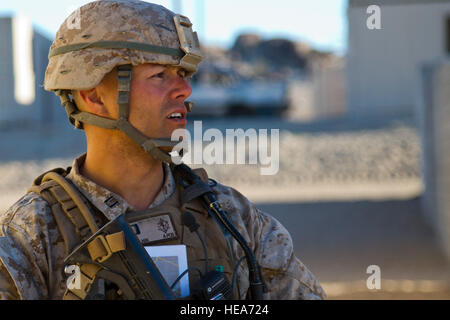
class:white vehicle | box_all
[190,63,289,117]
[227,80,288,116]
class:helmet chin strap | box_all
[56,64,191,164]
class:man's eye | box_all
[152,72,165,79]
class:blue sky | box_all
[0,0,347,54]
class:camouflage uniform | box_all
[0,0,326,300]
[0,155,326,300]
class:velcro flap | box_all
[87,236,109,262]
[87,232,126,262]
[106,231,126,253]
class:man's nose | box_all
[170,75,192,101]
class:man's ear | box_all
[77,88,109,117]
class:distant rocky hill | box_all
[231,34,307,73]
[194,33,337,83]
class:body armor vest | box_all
[27,166,240,300]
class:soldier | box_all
[0,0,325,300]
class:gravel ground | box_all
[193,124,421,186]
[260,198,450,300]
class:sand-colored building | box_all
[0,15,62,129]
[347,0,450,119]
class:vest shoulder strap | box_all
[28,168,109,300]
[27,168,105,256]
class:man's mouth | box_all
[167,112,184,120]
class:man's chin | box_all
[159,145,174,153]
[168,125,187,140]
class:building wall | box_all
[347,1,450,118]
[0,16,64,129]
[0,17,15,125]
[33,31,64,127]
[419,60,450,262]
[312,58,347,119]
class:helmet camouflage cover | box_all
[44,0,203,163]
[45,0,202,90]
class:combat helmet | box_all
[44,0,202,163]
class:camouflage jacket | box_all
[0,155,326,300]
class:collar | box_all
[66,154,176,220]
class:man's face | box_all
[127,63,192,139]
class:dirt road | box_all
[258,197,450,299]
